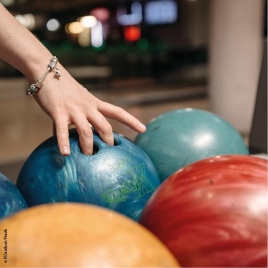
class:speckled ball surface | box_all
[0,173,27,219]
[135,108,249,182]
[16,130,160,221]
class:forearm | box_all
[0,4,146,156]
[0,4,52,83]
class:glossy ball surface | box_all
[0,203,179,267]
[135,108,249,182]
[0,173,27,219]
[139,155,267,267]
[16,130,160,221]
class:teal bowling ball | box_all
[0,173,27,219]
[16,129,160,221]
[134,108,249,182]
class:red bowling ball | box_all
[139,155,267,267]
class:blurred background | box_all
[0,0,266,181]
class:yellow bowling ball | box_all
[0,203,179,267]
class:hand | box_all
[33,65,146,156]
[0,4,146,156]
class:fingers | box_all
[76,125,94,155]
[54,118,94,156]
[53,117,70,156]
[71,114,94,155]
[98,101,146,133]
[84,111,114,146]
[54,111,114,156]
[53,100,145,156]
[73,112,114,155]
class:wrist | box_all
[26,56,61,96]
[22,52,54,84]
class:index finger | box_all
[98,102,146,133]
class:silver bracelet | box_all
[26,56,61,96]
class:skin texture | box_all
[0,4,146,155]
[0,203,179,267]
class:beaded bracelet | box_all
[26,56,61,96]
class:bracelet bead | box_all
[26,56,61,96]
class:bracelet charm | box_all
[26,56,61,96]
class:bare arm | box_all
[0,4,146,155]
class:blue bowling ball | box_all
[0,173,27,219]
[16,130,160,221]
[134,108,249,182]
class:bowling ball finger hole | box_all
[76,142,100,155]
[93,143,99,154]
[78,137,121,155]
[114,137,122,146]
[92,137,121,153]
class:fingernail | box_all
[138,122,146,131]
[62,146,70,155]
